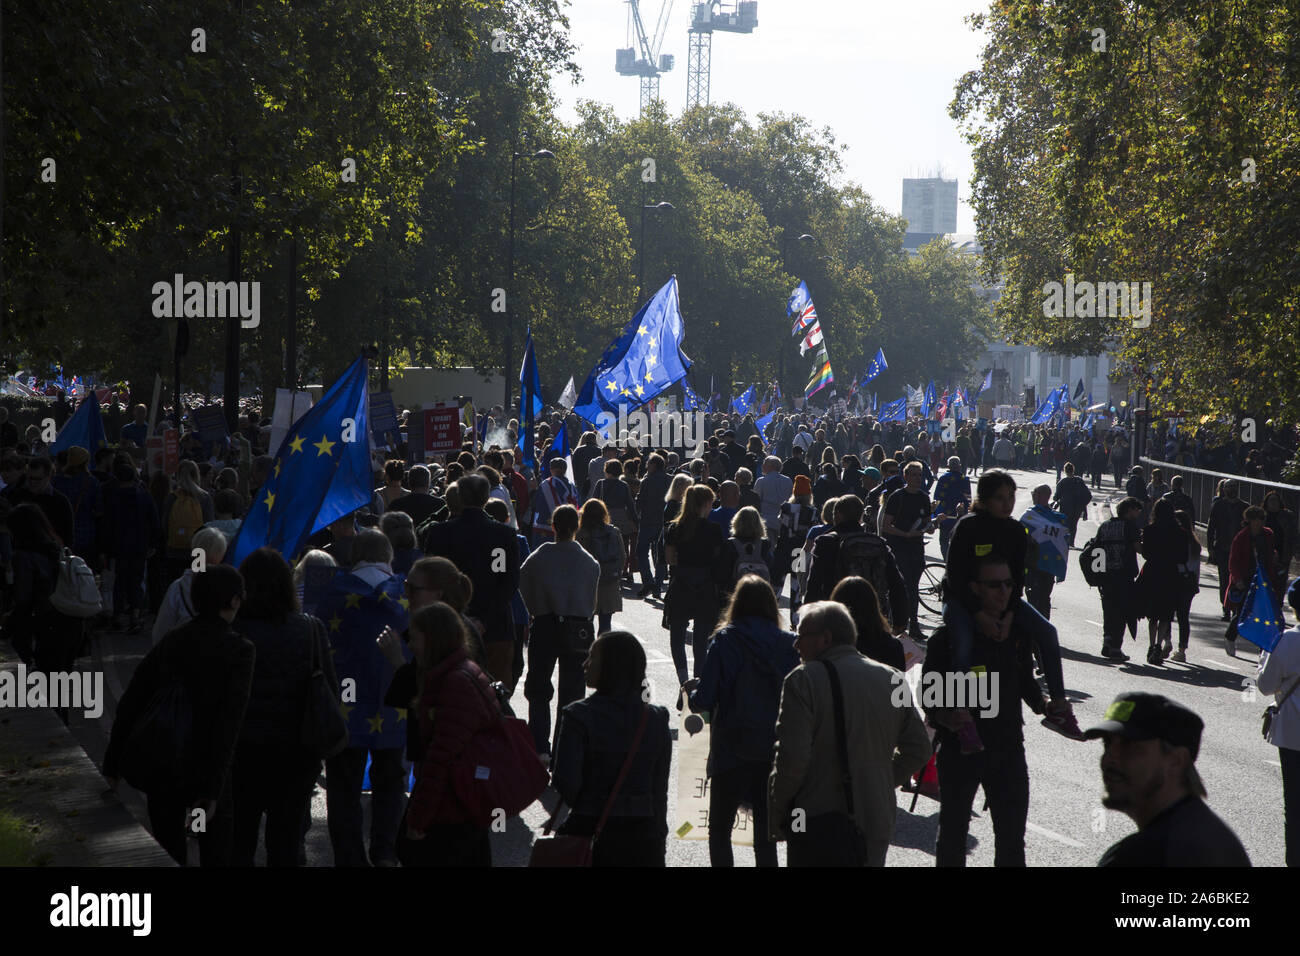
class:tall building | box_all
[901,177,958,236]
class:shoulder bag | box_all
[301,615,350,759]
[529,704,650,866]
[786,658,870,866]
[1262,670,1300,741]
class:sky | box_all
[548,0,991,234]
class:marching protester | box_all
[829,576,907,669]
[768,601,931,866]
[1093,497,1143,661]
[576,499,625,635]
[1020,484,1068,621]
[663,484,734,686]
[1258,578,1300,867]
[1207,479,1248,615]
[1224,506,1277,657]
[1136,499,1192,666]
[1052,461,1091,547]
[879,461,933,642]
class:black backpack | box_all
[731,539,771,584]
[711,645,785,763]
[834,531,894,621]
[1078,536,1107,587]
[119,678,194,795]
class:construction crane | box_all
[686,2,757,108]
[615,1,677,115]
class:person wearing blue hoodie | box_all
[684,575,799,867]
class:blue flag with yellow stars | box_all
[228,355,371,565]
[1237,564,1284,653]
[573,276,692,436]
[862,348,888,385]
[682,377,703,412]
[319,570,411,749]
[517,329,543,468]
[51,393,107,454]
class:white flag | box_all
[799,321,823,356]
[558,376,577,410]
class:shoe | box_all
[1170,648,1186,662]
[637,586,650,598]
[1225,638,1236,658]
[1222,610,1232,621]
[1101,645,1129,661]
[1161,637,1172,658]
[1041,703,1087,740]
[1146,646,1163,667]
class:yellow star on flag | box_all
[638,327,649,337]
[344,593,361,609]
[340,702,354,722]
[395,708,407,723]
[263,490,276,511]
[377,590,389,602]
[366,712,385,733]
[273,461,281,478]
[329,614,342,632]
[645,371,654,382]
[289,435,305,454]
[635,385,645,396]
[646,355,656,368]
[398,597,410,610]
[605,380,618,393]
[314,434,336,456]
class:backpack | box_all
[731,539,771,584]
[119,677,193,795]
[50,548,103,618]
[450,680,549,827]
[167,492,204,551]
[834,531,894,621]
[1078,536,1106,587]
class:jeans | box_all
[637,527,664,593]
[945,598,1065,700]
[325,746,407,866]
[708,760,777,867]
[598,613,612,634]
[892,539,925,632]
[147,777,234,867]
[936,742,1028,867]
[1281,746,1300,868]
[669,615,716,685]
[1100,584,1137,649]
[1064,511,1082,547]
[112,554,148,616]
[229,743,320,866]
[939,523,954,560]
[1024,570,1055,621]
[1214,557,1231,608]
[525,615,589,755]
[1175,595,1193,649]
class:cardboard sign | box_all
[162,428,180,476]
[193,404,229,443]
[145,436,164,475]
[370,391,400,443]
[425,405,460,456]
[673,714,754,847]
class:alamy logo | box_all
[151,273,261,328]
[593,409,707,454]
[0,665,103,719]
[890,669,1000,718]
[1041,273,1151,328]
[50,886,151,936]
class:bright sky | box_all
[550,0,990,234]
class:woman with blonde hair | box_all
[577,499,625,634]
[161,458,214,586]
[663,484,734,686]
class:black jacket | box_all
[636,469,671,532]
[552,693,671,834]
[804,522,908,630]
[422,508,521,644]
[104,615,255,800]
[944,511,1030,611]
[234,612,337,752]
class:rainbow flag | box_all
[805,347,834,400]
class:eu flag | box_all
[573,276,692,436]
[51,393,107,454]
[517,329,543,468]
[1030,384,1070,425]
[732,385,755,416]
[879,396,907,422]
[862,348,888,385]
[977,369,993,396]
[756,409,777,445]
[922,381,936,419]
[228,355,371,565]
[1237,564,1285,652]
[682,378,702,412]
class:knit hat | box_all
[793,475,812,497]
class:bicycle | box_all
[918,558,947,616]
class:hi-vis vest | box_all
[534,476,577,532]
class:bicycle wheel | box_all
[918,560,946,616]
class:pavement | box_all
[42,466,1296,866]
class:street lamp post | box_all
[505,146,555,411]
[637,179,675,304]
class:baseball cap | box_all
[1084,692,1204,760]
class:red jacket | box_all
[1226,527,1275,608]
[406,648,500,830]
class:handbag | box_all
[1262,674,1300,741]
[301,617,350,759]
[787,658,871,866]
[451,711,550,827]
[529,704,650,867]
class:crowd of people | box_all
[0,394,1297,868]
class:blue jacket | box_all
[689,616,799,773]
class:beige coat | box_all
[768,644,931,844]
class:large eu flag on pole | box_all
[517,329,543,468]
[879,396,907,422]
[1030,384,1070,425]
[51,393,107,454]
[862,348,888,385]
[573,276,692,436]
[682,378,702,412]
[732,385,755,416]
[228,356,371,565]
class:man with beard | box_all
[1087,692,1249,866]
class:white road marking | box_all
[1084,620,1104,628]
[1204,659,1249,672]
[1266,760,1282,768]
[1027,822,1085,848]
